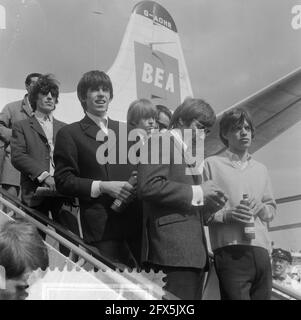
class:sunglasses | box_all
[40,88,59,98]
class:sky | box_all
[1,0,301,109]
[0,0,301,249]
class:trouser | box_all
[90,239,138,270]
[144,263,205,300]
[33,198,71,256]
[214,245,272,300]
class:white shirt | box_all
[226,149,252,170]
[86,112,108,135]
[86,112,109,198]
[35,111,54,182]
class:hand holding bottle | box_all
[223,204,253,224]
[110,171,137,213]
[248,197,264,216]
[241,194,256,240]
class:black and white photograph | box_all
[0,0,300,303]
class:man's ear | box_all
[178,118,184,126]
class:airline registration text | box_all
[135,42,181,108]
[143,9,172,29]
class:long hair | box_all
[127,98,157,127]
[0,219,49,279]
[219,108,255,147]
[169,97,216,129]
[77,70,113,110]
[28,74,59,111]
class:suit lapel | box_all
[107,117,119,133]
[53,118,64,144]
[22,95,33,117]
[80,114,110,177]
[80,115,100,140]
[29,116,47,141]
[106,118,119,180]
[171,131,202,185]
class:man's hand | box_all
[42,176,56,192]
[202,181,227,211]
[100,181,135,202]
[223,204,253,224]
[249,197,264,216]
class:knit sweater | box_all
[203,151,276,252]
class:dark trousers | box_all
[91,239,138,270]
[145,263,205,300]
[32,197,63,235]
[33,197,71,256]
[214,245,272,300]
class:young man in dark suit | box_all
[54,70,139,267]
[11,74,66,232]
[137,98,226,300]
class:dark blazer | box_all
[11,116,66,206]
[53,115,139,244]
[137,131,209,269]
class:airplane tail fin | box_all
[108,1,193,121]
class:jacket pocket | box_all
[157,213,188,226]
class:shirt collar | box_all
[23,95,34,115]
[34,110,53,122]
[225,149,252,162]
[23,94,29,105]
[86,111,108,129]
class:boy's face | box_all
[136,117,156,135]
[36,92,57,114]
[272,258,289,279]
[224,119,252,153]
[84,86,111,117]
[0,269,31,300]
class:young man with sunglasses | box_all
[138,97,226,300]
[203,108,276,300]
[10,74,66,237]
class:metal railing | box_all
[272,282,301,300]
[1,188,300,300]
[0,187,116,269]
[270,193,301,299]
[0,188,164,300]
[276,194,301,205]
